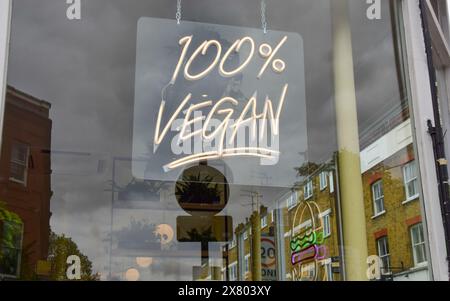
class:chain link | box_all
[177,0,266,31]
[176,0,182,24]
[261,0,267,34]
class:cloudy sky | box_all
[6,0,402,280]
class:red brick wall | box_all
[0,87,52,272]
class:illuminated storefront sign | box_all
[132,18,307,187]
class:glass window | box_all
[323,214,331,238]
[411,223,427,266]
[324,261,333,281]
[0,219,23,278]
[403,161,419,202]
[244,254,250,274]
[9,142,29,184]
[228,262,238,281]
[372,181,385,216]
[1,0,434,282]
[229,238,236,249]
[329,172,334,193]
[319,172,328,191]
[261,216,267,228]
[304,180,313,200]
[287,192,298,210]
[377,236,390,273]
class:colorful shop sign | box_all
[132,17,307,187]
[290,201,328,281]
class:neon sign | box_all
[132,18,307,187]
[153,34,289,171]
[290,200,329,281]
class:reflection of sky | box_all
[6,0,402,280]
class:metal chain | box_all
[261,0,267,34]
[176,0,182,24]
[177,0,266,31]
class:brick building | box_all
[218,159,343,281]
[361,118,428,280]
[0,86,52,278]
[218,118,427,281]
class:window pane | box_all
[1,0,433,282]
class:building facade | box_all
[0,86,52,278]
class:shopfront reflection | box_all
[0,0,432,281]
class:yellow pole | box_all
[331,0,369,280]
[250,211,262,281]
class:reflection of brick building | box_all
[361,119,428,280]
[0,86,52,276]
[218,119,428,281]
[219,159,343,281]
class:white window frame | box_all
[319,171,328,191]
[243,229,248,240]
[410,223,428,267]
[287,191,298,210]
[304,180,313,200]
[329,172,334,193]
[261,215,267,228]
[371,180,385,217]
[244,254,250,274]
[323,261,333,281]
[229,237,236,249]
[228,262,238,281]
[322,214,331,238]
[9,141,30,185]
[376,236,390,273]
[402,161,420,203]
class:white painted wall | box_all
[403,0,449,281]
[360,119,413,173]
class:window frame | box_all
[9,141,30,186]
[402,161,420,203]
[0,219,24,279]
[244,254,250,275]
[322,214,331,238]
[304,180,313,200]
[319,172,328,191]
[376,236,390,273]
[371,180,385,217]
[228,262,238,281]
[261,215,267,228]
[410,223,427,267]
[286,191,298,210]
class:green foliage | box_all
[0,201,23,277]
[175,173,222,204]
[179,226,217,242]
[47,231,99,281]
[295,162,321,178]
[116,218,160,249]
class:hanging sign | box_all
[132,17,307,187]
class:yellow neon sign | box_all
[154,35,289,171]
